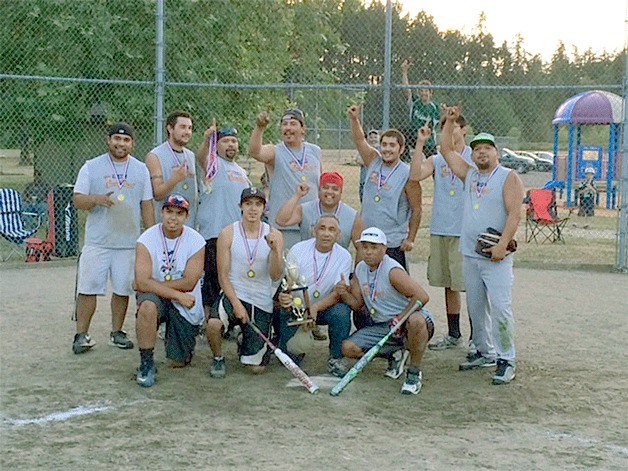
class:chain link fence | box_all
[1,0,626,270]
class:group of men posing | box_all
[72,101,523,396]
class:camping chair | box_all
[525,189,570,244]
[0,188,43,261]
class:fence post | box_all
[617,49,628,272]
[154,0,166,147]
[381,0,392,130]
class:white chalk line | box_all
[546,431,628,457]
[286,375,340,390]
[5,400,145,427]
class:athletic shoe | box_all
[459,351,497,371]
[312,325,327,341]
[467,340,478,358]
[385,349,409,379]
[109,330,134,349]
[327,357,349,377]
[492,360,516,385]
[428,334,461,351]
[210,357,226,378]
[72,333,95,354]
[136,362,156,388]
[401,369,423,395]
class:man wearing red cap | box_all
[248,108,322,249]
[275,171,363,251]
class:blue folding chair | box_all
[0,188,43,261]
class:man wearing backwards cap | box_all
[440,104,524,386]
[195,119,251,318]
[348,104,422,271]
[248,107,322,249]
[133,194,206,387]
[72,122,155,355]
[206,187,284,378]
[146,110,198,228]
[334,227,433,395]
[275,171,363,251]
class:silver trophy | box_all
[281,253,313,327]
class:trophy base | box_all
[287,317,315,328]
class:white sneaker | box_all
[467,340,478,357]
[428,334,462,351]
[492,360,516,385]
[385,349,409,379]
[400,369,422,395]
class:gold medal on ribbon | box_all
[374,195,381,203]
[182,183,189,190]
[473,203,480,210]
[165,274,172,281]
[313,290,320,299]
[449,190,455,196]
[300,175,307,182]
[370,307,375,316]
[117,194,125,202]
[247,269,256,278]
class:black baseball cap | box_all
[217,127,238,140]
[240,187,266,205]
[108,122,135,140]
[281,108,305,126]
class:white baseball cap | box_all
[358,227,387,245]
[584,166,595,174]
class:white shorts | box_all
[77,245,135,296]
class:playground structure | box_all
[551,90,622,209]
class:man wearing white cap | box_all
[440,103,524,385]
[335,227,433,395]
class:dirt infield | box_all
[1,261,626,470]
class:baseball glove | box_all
[475,227,517,258]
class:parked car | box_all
[499,148,536,173]
[518,151,553,172]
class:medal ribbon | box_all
[377,160,402,192]
[367,261,382,304]
[205,131,219,182]
[474,167,498,199]
[312,246,333,289]
[159,224,184,274]
[107,155,130,190]
[239,221,263,270]
[317,200,341,218]
[166,141,188,171]
[282,142,307,171]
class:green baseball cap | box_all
[470,132,497,149]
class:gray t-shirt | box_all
[430,146,474,236]
[268,141,321,232]
[460,165,511,258]
[300,200,357,250]
[150,141,198,228]
[197,158,251,240]
[361,156,411,247]
[74,153,153,249]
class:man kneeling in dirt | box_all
[134,194,206,387]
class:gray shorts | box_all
[347,309,434,353]
[212,296,272,366]
[136,292,199,363]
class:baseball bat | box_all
[248,321,319,394]
[71,250,81,321]
[330,300,423,396]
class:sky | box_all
[396,0,626,62]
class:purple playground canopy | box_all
[552,90,623,125]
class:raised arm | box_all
[196,118,216,171]
[275,183,308,227]
[440,104,471,182]
[400,59,412,102]
[409,123,435,182]
[247,109,276,166]
[348,104,379,169]
[264,227,284,281]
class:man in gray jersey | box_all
[248,107,322,249]
[146,110,198,228]
[72,122,154,354]
[410,116,475,355]
[195,121,251,316]
[440,103,524,385]
[348,104,422,271]
[335,227,433,395]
